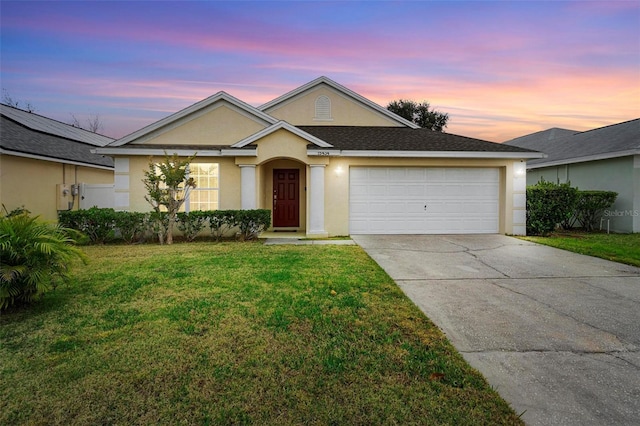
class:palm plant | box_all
[0,211,87,310]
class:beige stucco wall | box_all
[115,155,241,213]
[0,154,113,222]
[132,103,268,146]
[264,85,404,127]
[114,145,524,236]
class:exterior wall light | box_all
[514,161,526,177]
[335,166,344,176]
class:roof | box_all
[0,104,114,147]
[299,126,540,153]
[1,114,114,168]
[96,125,542,159]
[109,91,277,147]
[503,127,578,148]
[231,121,332,149]
[95,76,542,159]
[504,119,640,167]
[259,76,419,129]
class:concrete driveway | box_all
[352,234,640,426]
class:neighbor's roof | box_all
[503,127,578,148]
[504,119,640,167]
[299,126,541,154]
[1,113,114,168]
[0,104,114,147]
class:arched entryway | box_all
[260,159,307,232]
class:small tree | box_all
[387,99,449,131]
[143,153,196,244]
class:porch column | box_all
[308,164,327,237]
[239,165,256,210]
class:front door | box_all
[273,169,300,227]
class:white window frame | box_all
[185,163,220,212]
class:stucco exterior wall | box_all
[527,156,638,233]
[264,86,404,127]
[113,147,524,237]
[131,104,267,146]
[114,155,241,213]
[0,154,113,222]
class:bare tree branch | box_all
[69,113,104,133]
[2,89,37,112]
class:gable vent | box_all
[314,95,332,121]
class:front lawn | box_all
[521,232,640,267]
[1,243,522,425]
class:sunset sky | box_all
[1,1,638,142]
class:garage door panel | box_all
[350,167,499,234]
[407,185,426,197]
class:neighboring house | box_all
[95,76,542,237]
[0,104,115,221]
[505,119,640,233]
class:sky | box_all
[1,1,639,142]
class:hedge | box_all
[526,181,578,236]
[526,180,617,236]
[58,209,272,244]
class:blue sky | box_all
[1,0,638,141]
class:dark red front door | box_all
[273,169,299,227]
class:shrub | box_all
[0,211,87,311]
[114,211,146,244]
[237,209,271,241]
[56,208,271,245]
[177,211,208,242]
[575,191,617,231]
[526,180,578,236]
[206,210,239,241]
[58,207,117,244]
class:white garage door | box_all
[350,167,499,234]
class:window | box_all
[314,95,332,120]
[187,163,219,211]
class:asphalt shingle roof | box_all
[0,104,113,147]
[504,119,640,165]
[1,115,114,168]
[298,126,539,153]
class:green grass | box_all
[1,242,522,425]
[521,232,640,267]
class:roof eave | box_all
[527,149,640,169]
[93,147,256,157]
[1,148,114,170]
[307,149,546,159]
[231,121,333,148]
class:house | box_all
[95,76,542,237]
[0,104,115,221]
[504,119,640,233]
